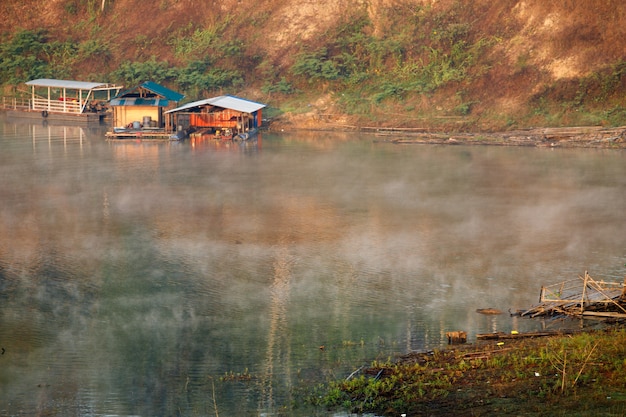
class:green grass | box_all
[308,328,626,416]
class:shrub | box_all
[0,29,51,84]
[292,48,341,82]
[110,57,173,85]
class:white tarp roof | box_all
[26,79,115,90]
[165,95,266,114]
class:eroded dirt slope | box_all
[1,0,625,125]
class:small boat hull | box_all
[6,109,106,124]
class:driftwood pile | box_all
[450,272,625,344]
[517,271,626,319]
[474,272,625,342]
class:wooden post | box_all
[581,271,588,315]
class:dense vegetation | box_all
[2,0,626,130]
[0,28,245,96]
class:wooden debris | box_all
[446,331,467,344]
[476,308,503,315]
[476,330,578,340]
[519,271,626,319]
[462,348,513,360]
[581,311,626,319]
[378,126,626,148]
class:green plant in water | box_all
[220,368,252,382]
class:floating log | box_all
[476,308,503,315]
[476,330,578,340]
[581,311,626,319]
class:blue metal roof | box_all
[165,95,266,114]
[114,81,184,102]
[109,97,171,107]
[141,81,184,102]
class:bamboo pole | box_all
[586,275,626,315]
[580,271,588,315]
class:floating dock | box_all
[105,128,178,140]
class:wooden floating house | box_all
[2,78,121,124]
[165,95,266,140]
[106,81,185,140]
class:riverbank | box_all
[310,327,626,416]
[268,116,626,149]
[387,125,626,149]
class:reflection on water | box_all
[190,133,262,153]
[0,118,624,416]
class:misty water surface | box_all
[0,118,624,416]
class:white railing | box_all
[32,98,82,113]
[1,97,85,113]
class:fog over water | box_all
[0,118,624,416]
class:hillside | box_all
[1,0,626,131]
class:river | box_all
[0,117,624,416]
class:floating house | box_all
[3,79,121,123]
[106,81,184,139]
[165,95,266,140]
